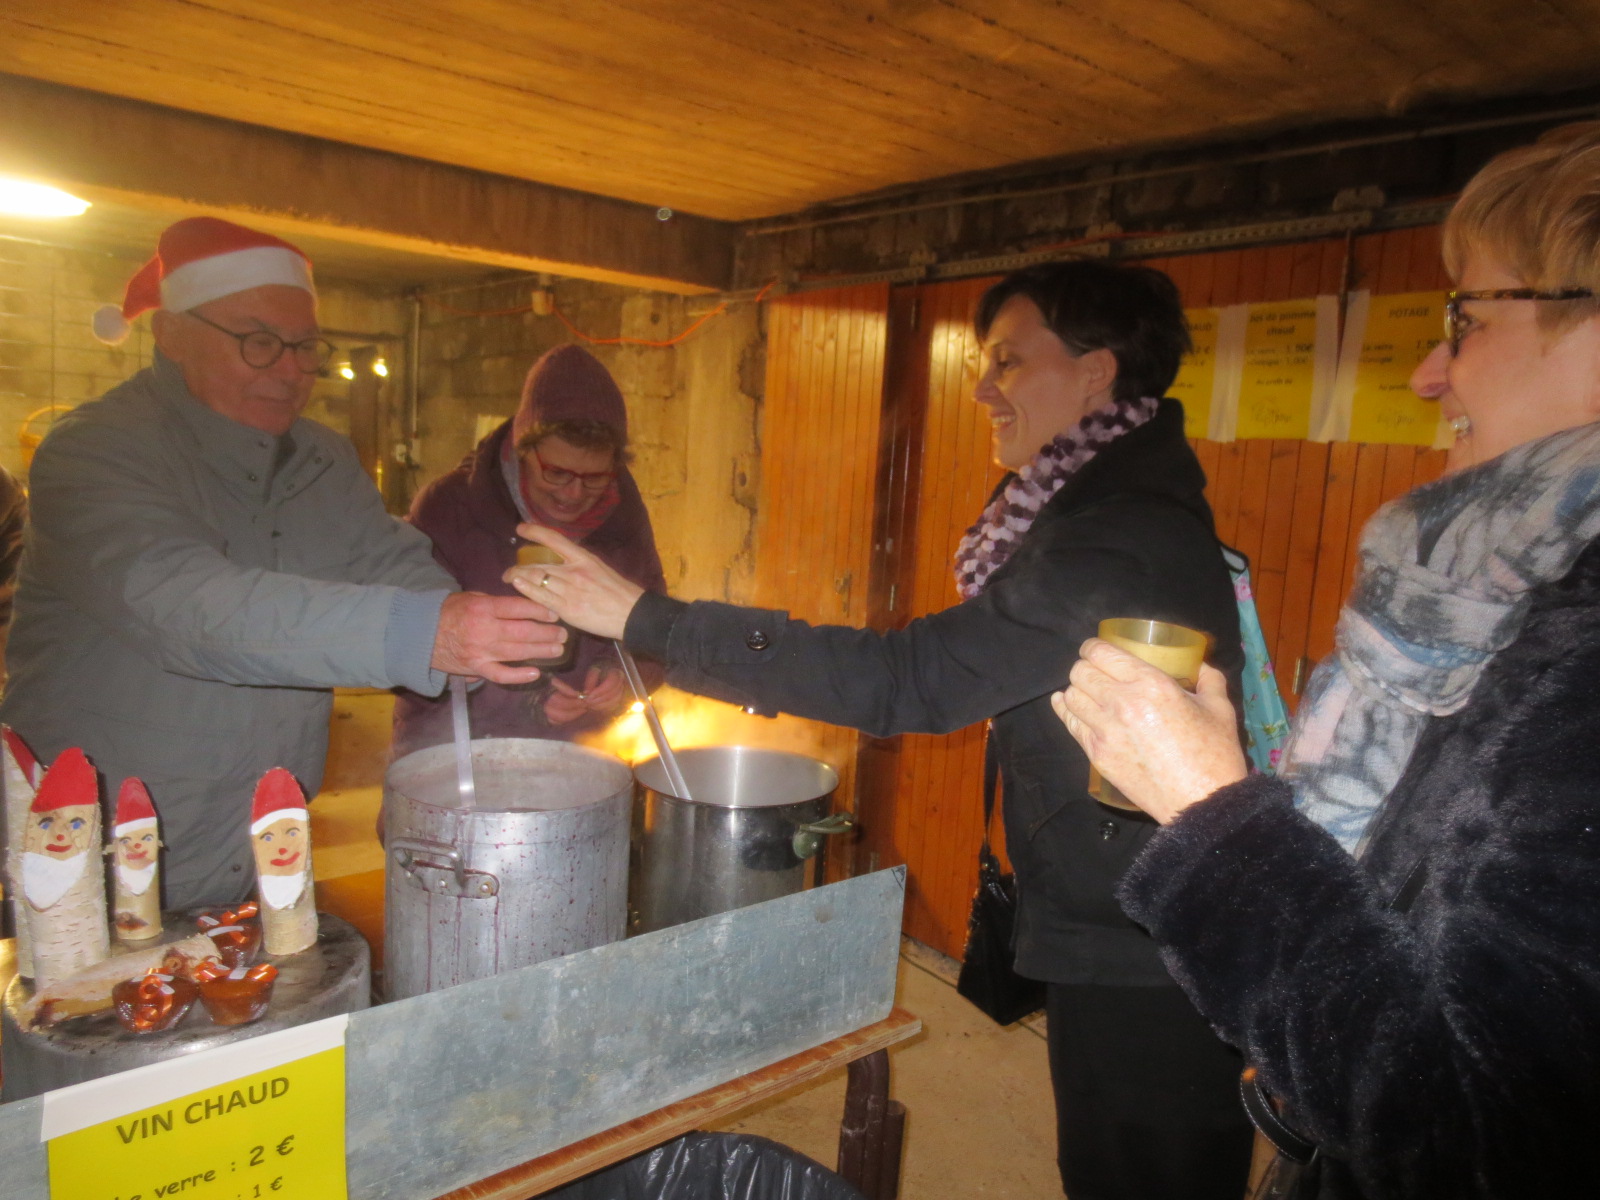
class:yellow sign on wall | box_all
[1172,307,1219,439]
[1237,301,1322,440]
[42,1018,348,1200]
[1346,291,1447,445]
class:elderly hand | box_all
[430,591,566,685]
[1052,638,1248,824]
[504,524,645,641]
[543,665,630,725]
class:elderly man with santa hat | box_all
[0,217,564,910]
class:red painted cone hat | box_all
[29,747,97,814]
[250,767,307,836]
[3,725,41,789]
[93,216,315,345]
[114,777,159,838]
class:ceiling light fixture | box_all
[373,360,389,377]
[338,364,356,381]
[0,177,91,218]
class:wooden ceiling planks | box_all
[3,0,1600,220]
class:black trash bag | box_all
[542,1131,868,1200]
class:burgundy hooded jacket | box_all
[391,348,666,758]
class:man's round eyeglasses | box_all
[186,311,336,374]
[1444,288,1596,356]
[532,447,616,492]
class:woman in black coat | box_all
[514,261,1254,1200]
[1056,122,1600,1198]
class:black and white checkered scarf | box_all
[954,396,1159,600]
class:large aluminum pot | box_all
[632,745,854,934]
[383,738,631,1000]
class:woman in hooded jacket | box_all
[392,344,666,758]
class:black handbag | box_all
[956,733,1047,1025]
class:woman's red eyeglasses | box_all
[532,447,616,492]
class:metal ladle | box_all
[613,641,692,801]
[448,675,477,810]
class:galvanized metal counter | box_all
[0,867,907,1199]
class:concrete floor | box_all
[316,689,1064,1198]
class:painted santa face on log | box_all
[115,827,159,885]
[254,816,307,874]
[22,804,96,909]
[23,804,93,858]
[22,749,101,912]
[249,809,308,908]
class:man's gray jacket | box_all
[1,353,453,907]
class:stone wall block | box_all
[0,341,54,372]
[0,287,54,320]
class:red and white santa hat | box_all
[3,725,41,791]
[92,216,315,346]
[30,747,97,814]
[250,767,308,836]
[114,777,160,838]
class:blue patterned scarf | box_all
[1286,420,1600,854]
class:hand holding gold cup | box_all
[1054,622,1248,824]
[1084,619,1209,812]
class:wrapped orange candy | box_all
[112,967,198,1034]
[194,957,278,1027]
[196,902,262,968]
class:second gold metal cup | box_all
[1086,618,1210,812]
[516,542,576,671]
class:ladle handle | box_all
[449,675,476,811]
[613,640,693,801]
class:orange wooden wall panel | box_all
[753,283,890,848]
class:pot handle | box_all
[792,812,856,861]
[389,836,500,899]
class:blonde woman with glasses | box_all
[1054,123,1600,1198]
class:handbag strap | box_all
[1240,1068,1317,1165]
[980,726,1000,858]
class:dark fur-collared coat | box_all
[1119,536,1600,1198]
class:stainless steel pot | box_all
[383,738,632,1000]
[632,745,854,934]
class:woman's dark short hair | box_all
[974,261,1191,404]
[516,418,631,465]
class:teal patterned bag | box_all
[1221,547,1291,774]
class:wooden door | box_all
[752,283,890,833]
[854,276,1005,953]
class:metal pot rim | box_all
[632,744,839,808]
[386,737,633,814]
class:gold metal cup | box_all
[515,542,575,670]
[1086,618,1210,812]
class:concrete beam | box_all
[0,74,733,295]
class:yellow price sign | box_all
[1237,301,1321,440]
[1172,307,1220,439]
[41,1018,347,1200]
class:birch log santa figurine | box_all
[22,747,110,988]
[3,725,43,979]
[250,768,317,955]
[110,777,162,942]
